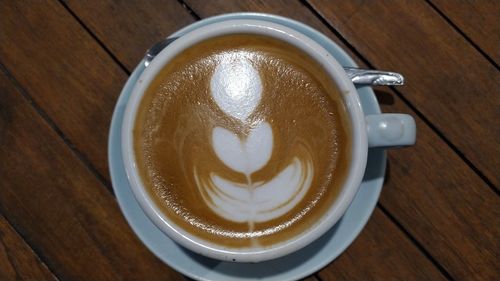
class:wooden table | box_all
[1,1,498,280]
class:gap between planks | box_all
[424,0,499,70]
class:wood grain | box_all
[62,0,196,71]
[0,214,57,281]
[429,0,500,64]
[0,1,125,178]
[318,209,447,281]
[377,88,500,281]
[0,70,183,280]
[65,0,367,72]
[307,0,500,187]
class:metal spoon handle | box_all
[343,67,404,86]
[144,37,177,67]
[145,38,404,86]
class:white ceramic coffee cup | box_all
[122,19,416,263]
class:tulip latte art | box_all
[134,35,351,248]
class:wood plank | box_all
[318,209,447,281]
[0,70,183,280]
[376,88,500,281]
[64,0,366,72]
[306,0,500,187]
[184,1,500,280]
[0,214,58,281]
[0,1,126,178]
[62,0,196,71]
[429,0,500,64]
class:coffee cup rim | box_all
[122,19,367,262]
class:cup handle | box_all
[365,114,416,148]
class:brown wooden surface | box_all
[318,209,447,281]
[0,69,183,280]
[379,89,500,281]
[0,0,498,280]
[429,0,500,64]
[0,0,124,179]
[307,0,500,188]
[0,214,57,281]
[62,0,196,71]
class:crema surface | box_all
[134,34,351,248]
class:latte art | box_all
[194,58,314,234]
[210,56,262,122]
[134,34,351,248]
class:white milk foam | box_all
[212,123,273,175]
[210,56,262,122]
[195,57,314,228]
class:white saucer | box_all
[108,13,386,281]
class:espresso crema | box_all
[134,34,351,248]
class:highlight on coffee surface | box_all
[133,34,351,248]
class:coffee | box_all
[133,34,351,248]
